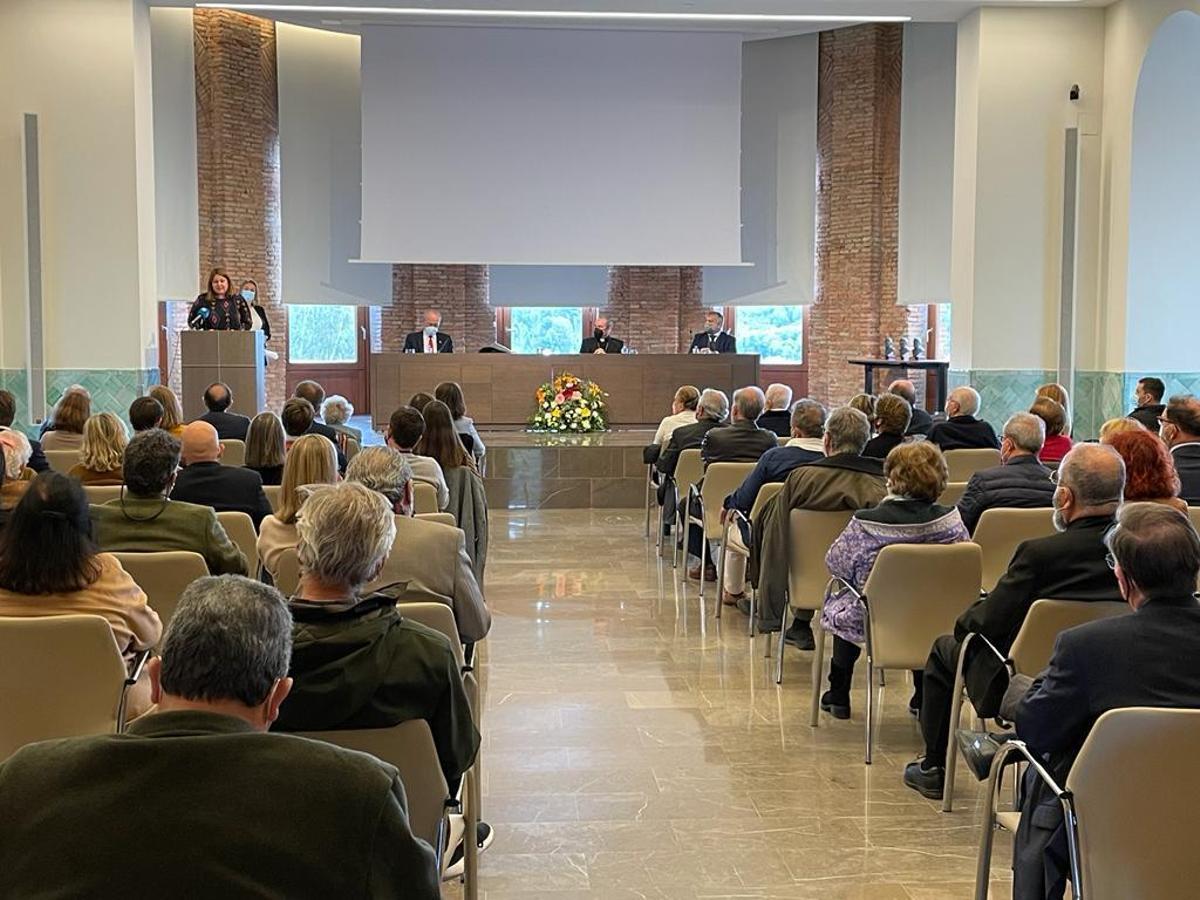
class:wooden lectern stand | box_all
[180,331,265,421]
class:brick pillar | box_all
[605,266,703,355]
[808,24,910,405]
[382,265,494,352]
[193,9,285,410]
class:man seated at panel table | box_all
[926,386,1000,452]
[688,309,737,354]
[887,380,934,437]
[404,308,454,354]
[170,421,272,529]
[579,315,624,354]
[756,384,794,438]
[956,412,1056,534]
[0,574,440,897]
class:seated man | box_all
[294,381,347,472]
[0,574,439,896]
[902,443,1124,800]
[170,421,272,528]
[927,386,1001,451]
[956,412,1056,534]
[888,380,933,436]
[1127,375,1166,432]
[386,406,450,511]
[196,381,250,441]
[404,308,454,354]
[756,384,794,438]
[579,315,624,354]
[91,429,247,575]
[1159,394,1200,504]
[688,309,736,354]
[347,447,490,644]
[128,395,164,432]
[0,389,48,473]
[656,388,727,481]
[282,397,315,447]
[750,407,886,646]
[720,399,827,607]
[645,385,701,465]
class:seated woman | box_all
[0,430,33,511]
[244,412,285,486]
[320,395,362,446]
[408,392,435,413]
[1098,416,1145,442]
[257,433,338,581]
[435,381,485,467]
[418,401,488,581]
[40,390,90,451]
[68,412,128,485]
[1105,429,1188,513]
[820,441,969,719]
[848,393,876,421]
[148,385,185,438]
[863,393,911,460]
[1035,382,1072,436]
[0,472,161,715]
[1031,397,1072,464]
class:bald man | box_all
[926,386,1000,451]
[887,380,933,436]
[403,309,454,354]
[169,421,272,528]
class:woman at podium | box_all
[188,268,251,331]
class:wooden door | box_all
[287,306,371,413]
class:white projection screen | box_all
[360,26,744,266]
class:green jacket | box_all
[0,710,440,898]
[90,495,247,576]
[275,590,480,787]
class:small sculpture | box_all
[899,337,910,361]
[911,337,924,361]
[883,336,896,361]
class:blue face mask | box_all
[424,325,438,337]
[242,289,256,303]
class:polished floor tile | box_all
[454,509,1013,898]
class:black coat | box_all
[1128,403,1164,432]
[928,414,1001,451]
[756,410,791,438]
[198,410,251,442]
[403,331,454,353]
[907,406,935,436]
[169,461,272,528]
[1012,597,1200,900]
[862,431,904,460]
[701,420,779,466]
[26,438,49,474]
[956,455,1056,534]
[656,418,722,478]
[579,336,624,354]
[688,332,737,354]
[188,294,251,331]
[1171,443,1200,505]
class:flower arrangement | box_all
[528,373,609,433]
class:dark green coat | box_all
[90,495,247,576]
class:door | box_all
[286,305,371,412]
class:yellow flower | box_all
[580,407,591,417]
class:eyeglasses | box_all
[1158,416,1175,428]
[1105,552,1118,571]
[1049,469,1063,485]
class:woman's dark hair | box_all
[408,392,435,413]
[417,400,475,472]
[0,472,100,594]
[53,390,91,434]
[434,382,467,420]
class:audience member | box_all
[41,389,90,451]
[647,385,701,462]
[149,385,184,437]
[0,389,48,472]
[956,413,1054,534]
[436,381,486,466]
[408,392,435,412]
[418,400,477,476]
[257,434,339,581]
[68,412,128,485]
[1035,382,1072,436]
[655,388,727,479]
[820,443,968,718]
[244,412,286,486]
[320,394,363,446]
[128,395,164,432]
[927,386,1000,451]
[281,397,316,446]
[347,447,490,644]
[751,408,886,647]
[757,383,794,437]
[1161,395,1200,505]
[863,393,911,459]
[293,380,347,472]
[902,443,1124,800]
[91,430,246,575]
[1105,429,1187,513]
[196,382,250,441]
[386,406,449,510]
[1128,375,1166,432]
[1098,415,1145,442]
[0,575,440,895]
[0,430,33,511]
[169,422,272,527]
[38,385,89,440]
[1030,397,1071,464]
[848,393,876,420]
[419,400,489,580]
[888,380,933,436]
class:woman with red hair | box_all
[1105,429,1187,513]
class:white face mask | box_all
[423,325,438,337]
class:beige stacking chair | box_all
[718,480,785,632]
[943,598,1129,811]
[215,510,258,578]
[684,461,756,601]
[263,484,281,512]
[777,435,790,446]
[972,507,1057,592]
[417,512,456,527]
[44,449,82,474]
[274,547,301,596]
[669,449,703,567]
[114,551,209,633]
[939,481,968,507]
[83,485,123,506]
[0,614,148,761]
[412,481,438,515]
[219,439,246,467]
[943,448,1001,483]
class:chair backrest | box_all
[1007,599,1130,677]
[84,485,123,506]
[417,512,456,527]
[1188,506,1200,533]
[863,542,982,670]
[412,482,438,515]
[973,507,1057,592]
[45,449,82,473]
[274,547,301,596]
[345,437,361,461]
[113,551,209,632]
[263,484,281,512]
[219,439,246,467]
[749,481,785,521]
[215,510,258,577]
[674,449,703,495]
[787,508,855,613]
[295,719,449,851]
[399,601,467,669]
[0,615,128,761]
[943,448,1002,483]
[938,481,968,507]
[777,435,790,446]
[701,462,756,538]
[1067,707,1200,900]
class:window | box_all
[732,305,804,364]
[288,305,358,364]
[935,303,952,361]
[509,307,584,355]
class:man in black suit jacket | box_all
[170,422,272,528]
[903,443,1125,800]
[927,386,1000,451]
[756,384,793,437]
[688,310,737,354]
[1006,503,1200,900]
[196,382,250,442]
[1161,394,1200,504]
[579,315,624,354]
[957,412,1056,533]
[292,381,347,472]
[1127,375,1165,432]
[403,309,455,354]
[887,379,934,436]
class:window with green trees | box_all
[288,305,358,363]
[510,307,584,354]
[734,305,804,364]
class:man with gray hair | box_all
[1159,394,1200,504]
[956,412,1056,533]
[345,446,490,644]
[927,386,1000,451]
[757,383,795,437]
[656,387,728,479]
[749,407,887,644]
[0,575,440,895]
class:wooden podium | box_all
[180,331,265,420]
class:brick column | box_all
[808,24,911,405]
[605,266,704,354]
[381,265,494,353]
[193,9,285,410]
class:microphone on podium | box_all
[189,307,211,330]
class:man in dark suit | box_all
[170,421,272,528]
[293,381,347,472]
[656,388,728,480]
[927,386,1001,451]
[957,412,1056,533]
[403,308,454,354]
[756,384,794,437]
[579,315,624,354]
[887,380,934,436]
[688,309,737,354]
[0,389,47,473]
[1160,394,1200,504]
[0,575,440,896]
[196,382,250,441]
[1127,375,1165,432]
[903,443,1125,800]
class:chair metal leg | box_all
[644,468,653,538]
[973,747,1006,899]
[714,523,728,619]
[775,604,792,684]
[864,659,875,765]
[942,633,975,812]
[809,621,826,727]
[697,500,707,601]
[463,764,481,899]
[749,585,757,639]
[656,496,666,557]
[675,513,685,569]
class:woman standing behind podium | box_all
[188,268,251,331]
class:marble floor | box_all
[459,508,1013,899]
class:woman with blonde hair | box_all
[68,412,127,485]
[148,385,184,437]
[243,412,286,486]
[1098,416,1146,442]
[849,393,877,420]
[41,390,91,451]
[256,433,339,581]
